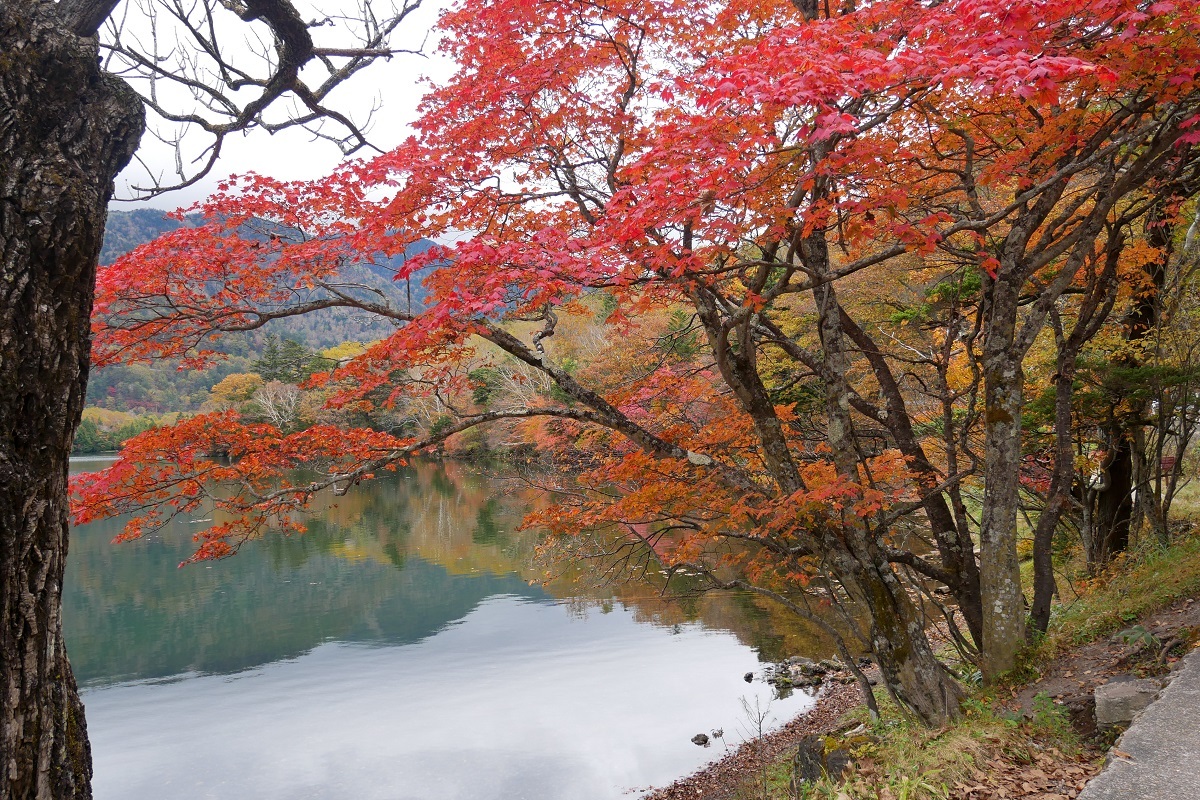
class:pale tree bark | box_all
[976,165,1127,678]
[252,381,304,431]
[0,3,144,797]
[977,264,1028,678]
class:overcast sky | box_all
[109,0,455,212]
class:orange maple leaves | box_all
[79,0,1200,572]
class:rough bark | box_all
[807,232,963,726]
[978,267,1027,680]
[0,4,144,798]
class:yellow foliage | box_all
[207,372,263,409]
[321,341,371,362]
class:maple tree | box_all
[77,0,1200,726]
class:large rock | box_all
[789,734,854,790]
[1094,677,1164,726]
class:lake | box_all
[66,458,826,799]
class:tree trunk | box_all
[838,311,984,648]
[1029,339,1079,636]
[1091,433,1134,563]
[848,547,964,724]
[0,5,144,798]
[1089,204,1173,564]
[1030,245,1120,635]
[1028,383,1072,635]
[1131,427,1169,548]
[978,271,1027,680]
[811,269,963,726]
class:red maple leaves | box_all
[77,0,1200,571]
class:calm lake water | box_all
[66,458,825,799]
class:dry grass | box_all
[752,688,1084,800]
[1046,527,1200,649]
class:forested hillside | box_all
[86,210,437,416]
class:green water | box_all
[66,459,824,799]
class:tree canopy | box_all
[77,0,1200,726]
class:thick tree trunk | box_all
[847,547,964,724]
[1090,433,1134,563]
[0,5,143,798]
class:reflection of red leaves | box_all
[70,413,409,564]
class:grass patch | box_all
[740,527,1200,800]
[1172,480,1200,523]
[1047,529,1200,649]
[746,689,1080,800]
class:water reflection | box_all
[67,459,827,799]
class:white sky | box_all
[108,0,456,211]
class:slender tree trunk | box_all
[811,263,962,725]
[1131,427,1168,547]
[1029,342,1078,636]
[1031,246,1120,634]
[1028,395,1072,634]
[0,5,143,798]
[838,311,984,648]
[978,272,1027,680]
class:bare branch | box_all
[100,0,425,196]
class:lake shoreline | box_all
[640,681,861,800]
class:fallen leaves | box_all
[949,749,1102,800]
[642,683,860,800]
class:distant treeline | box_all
[72,410,177,455]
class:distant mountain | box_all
[99,208,198,266]
[99,209,439,350]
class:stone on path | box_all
[1080,649,1200,800]
[1094,677,1164,726]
